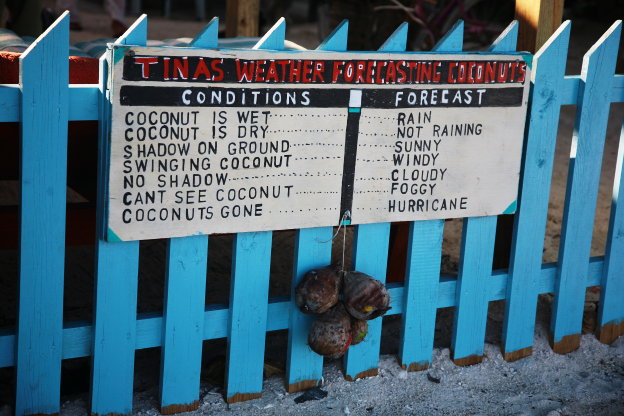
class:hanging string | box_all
[317,210,351,275]
[318,210,351,244]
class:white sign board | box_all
[106,46,530,241]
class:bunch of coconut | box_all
[295,265,391,359]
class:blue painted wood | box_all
[432,20,463,51]
[190,16,219,48]
[90,15,146,416]
[398,220,444,371]
[502,22,571,358]
[225,232,273,401]
[0,86,99,122]
[253,18,285,50]
[599,120,624,342]
[284,20,347,392]
[224,20,283,402]
[15,13,69,416]
[489,21,518,52]
[0,256,608,369]
[317,20,348,51]
[551,21,622,350]
[159,236,208,411]
[343,222,391,379]
[157,17,217,412]
[451,216,497,363]
[379,22,408,52]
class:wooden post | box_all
[515,0,565,53]
[226,0,260,37]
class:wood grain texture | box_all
[226,0,259,37]
[15,13,69,416]
[502,22,571,358]
[159,236,208,412]
[90,15,146,416]
[598,117,624,345]
[451,216,497,362]
[398,220,444,372]
[551,21,622,349]
[225,231,272,402]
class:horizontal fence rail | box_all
[0,12,622,416]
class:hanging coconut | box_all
[350,318,368,346]
[295,264,342,315]
[343,271,391,320]
[308,302,352,358]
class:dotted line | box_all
[356,158,388,162]
[269,113,347,118]
[270,128,345,133]
[295,191,340,195]
[294,156,342,161]
[358,132,393,137]
[291,143,344,147]
[354,190,389,194]
[355,177,388,181]
[356,143,394,148]
[229,172,343,181]
[278,207,338,213]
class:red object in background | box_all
[0,52,100,248]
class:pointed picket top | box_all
[531,20,571,78]
[489,20,518,52]
[317,20,349,51]
[432,20,463,52]
[21,10,69,62]
[253,18,286,50]
[580,20,622,79]
[191,17,219,48]
[379,22,409,52]
[115,14,147,46]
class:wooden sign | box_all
[106,46,531,241]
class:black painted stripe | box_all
[339,109,361,221]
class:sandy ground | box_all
[0,1,623,415]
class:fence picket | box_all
[551,21,622,354]
[398,220,444,371]
[285,20,347,394]
[502,21,571,361]
[15,13,69,416]
[224,19,284,403]
[90,15,146,415]
[157,18,218,414]
[598,120,624,344]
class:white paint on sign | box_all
[106,46,530,241]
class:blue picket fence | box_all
[0,12,623,415]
